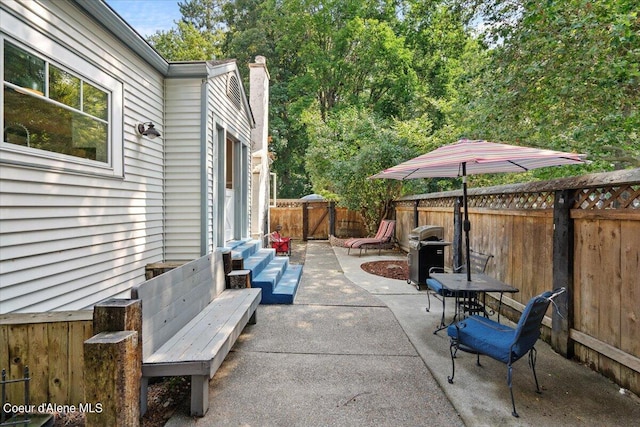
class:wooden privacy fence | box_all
[0,311,93,406]
[270,200,367,240]
[393,169,640,395]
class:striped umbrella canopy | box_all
[370,139,586,180]
[370,139,587,280]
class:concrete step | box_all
[228,239,302,304]
[253,260,303,304]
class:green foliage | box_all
[147,21,223,61]
[147,0,638,210]
[452,0,640,171]
[304,107,417,232]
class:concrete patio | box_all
[167,240,640,426]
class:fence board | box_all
[0,323,8,380]
[7,325,28,404]
[47,322,69,403]
[0,315,92,405]
[599,220,622,381]
[69,320,92,404]
[621,220,640,364]
[28,323,48,405]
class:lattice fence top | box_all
[394,184,640,211]
[469,192,556,209]
[574,184,640,210]
[273,199,330,208]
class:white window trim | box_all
[0,14,124,178]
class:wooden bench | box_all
[131,251,261,417]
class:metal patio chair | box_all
[446,288,566,417]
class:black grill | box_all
[406,226,450,290]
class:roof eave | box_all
[72,0,169,75]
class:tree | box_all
[147,21,223,61]
[452,0,640,172]
[304,107,419,233]
[222,0,428,198]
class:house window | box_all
[3,41,109,163]
[226,138,234,189]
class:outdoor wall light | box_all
[136,122,161,139]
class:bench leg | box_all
[140,376,149,416]
[249,309,257,325]
[191,375,209,416]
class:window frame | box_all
[1,25,124,178]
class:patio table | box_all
[429,273,519,333]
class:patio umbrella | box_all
[370,139,587,280]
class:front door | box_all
[225,138,234,242]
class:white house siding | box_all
[205,65,253,252]
[164,78,203,261]
[0,0,164,313]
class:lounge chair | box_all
[447,288,566,417]
[344,219,396,256]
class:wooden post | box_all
[221,248,232,288]
[84,331,140,426]
[328,201,336,237]
[302,202,309,241]
[89,299,142,425]
[453,197,463,271]
[551,189,574,358]
[93,299,142,345]
[227,269,252,289]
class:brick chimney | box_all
[249,56,271,242]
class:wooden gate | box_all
[270,200,367,240]
[303,201,330,240]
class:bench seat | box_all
[132,252,261,417]
[143,289,261,375]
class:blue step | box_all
[228,239,260,259]
[226,239,302,304]
[244,248,276,274]
[253,259,303,304]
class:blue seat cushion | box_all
[447,315,517,364]
[426,278,470,298]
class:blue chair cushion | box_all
[426,278,461,298]
[447,315,516,364]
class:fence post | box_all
[302,202,309,241]
[84,331,139,426]
[551,189,575,358]
[453,197,463,270]
[85,299,142,426]
[328,201,336,236]
[93,299,142,337]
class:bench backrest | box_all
[131,251,226,358]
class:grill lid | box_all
[409,225,444,241]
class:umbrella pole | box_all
[462,163,472,281]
